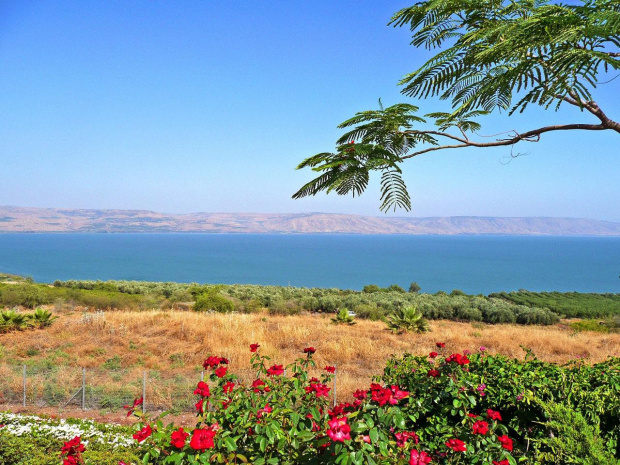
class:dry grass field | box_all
[1,309,620,420]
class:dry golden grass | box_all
[1,310,620,411]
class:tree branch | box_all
[400,123,610,159]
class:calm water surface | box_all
[0,234,618,294]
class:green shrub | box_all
[535,401,619,464]
[267,299,301,316]
[382,350,620,462]
[352,303,385,321]
[194,291,235,313]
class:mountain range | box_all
[1,206,619,235]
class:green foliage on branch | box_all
[294,0,620,211]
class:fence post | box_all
[22,365,26,407]
[142,372,146,413]
[333,364,337,407]
[82,368,86,410]
[201,371,204,381]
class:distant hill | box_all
[1,206,619,235]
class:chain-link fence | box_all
[0,364,340,413]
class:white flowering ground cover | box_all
[0,412,134,447]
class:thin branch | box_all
[400,122,610,159]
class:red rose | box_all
[203,356,222,369]
[251,378,270,393]
[409,450,432,465]
[326,416,351,442]
[305,383,331,397]
[472,420,489,435]
[133,425,152,443]
[487,409,502,421]
[219,357,229,365]
[427,369,440,378]
[266,364,284,376]
[446,353,470,366]
[497,435,513,451]
[429,351,438,358]
[395,431,419,447]
[61,436,85,456]
[493,460,510,465]
[445,438,466,452]
[370,383,408,406]
[63,457,79,465]
[223,381,235,394]
[189,428,216,451]
[303,347,316,354]
[353,389,368,400]
[324,365,336,373]
[170,427,189,449]
[195,398,204,413]
[250,343,260,352]
[193,381,210,397]
[123,397,143,417]
[214,366,228,378]
[436,342,446,348]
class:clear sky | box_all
[1,1,618,221]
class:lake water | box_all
[0,234,618,294]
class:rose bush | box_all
[380,346,620,462]
[131,345,516,464]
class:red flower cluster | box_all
[170,427,189,449]
[324,365,336,373]
[193,381,210,397]
[60,436,85,465]
[266,364,284,376]
[249,343,260,352]
[370,383,409,406]
[445,353,470,366]
[251,378,271,393]
[394,431,419,447]
[445,438,467,452]
[353,389,368,400]
[497,435,513,451]
[305,383,331,398]
[214,366,228,378]
[409,450,432,465]
[190,427,217,451]
[223,381,235,394]
[493,460,509,465]
[303,347,316,354]
[436,342,446,348]
[133,425,153,443]
[487,409,502,421]
[326,416,351,442]
[472,420,489,435]
[328,402,357,417]
[427,369,440,378]
[429,351,438,358]
[203,356,228,369]
[123,397,143,417]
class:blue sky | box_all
[1,1,618,221]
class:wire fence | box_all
[0,363,340,413]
